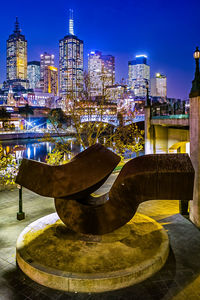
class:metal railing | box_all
[151,102,189,119]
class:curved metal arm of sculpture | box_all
[15,143,121,198]
[16,144,194,235]
[55,154,194,235]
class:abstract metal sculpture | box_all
[16,143,194,235]
[16,144,120,198]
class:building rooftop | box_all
[28,61,40,66]
[8,17,26,41]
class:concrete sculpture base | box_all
[16,213,169,293]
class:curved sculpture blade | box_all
[16,143,194,235]
[55,154,194,235]
[15,143,121,198]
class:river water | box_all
[1,137,77,163]
[1,137,144,163]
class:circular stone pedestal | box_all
[16,213,169,293]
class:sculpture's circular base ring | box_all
[16,213,169,293]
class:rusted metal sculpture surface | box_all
[16,144,120,198]
[16,144,194,235]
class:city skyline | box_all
[0,0,199,99]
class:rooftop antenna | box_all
[14,17,20,33]
[69,9,74,35]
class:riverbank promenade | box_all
[1,174,200,299]
[0,129,75,141]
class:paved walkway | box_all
[1,174,200,299]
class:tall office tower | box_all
[88,51,102,97]
[44,66,58,96]
[151,73,167,97]
[27,61,40,89]
[102,54,115,91]
[40,52,55,80]
[59,10,84,99]
[6,17,28,89]
[128,55,150,98]
[88,51,115,97]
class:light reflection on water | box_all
[1,137,75,163]
[1,138,144,164]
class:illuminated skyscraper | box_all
[128,55,150,98]
[88,51,102,97]
[39,52,55,90]
[151,73,167,97]
[40,52,55,81]
[6,17,28,89]
[59,10,83,99]
[88,51,115,97]
[44,66,58,96]
[27,61,40,89]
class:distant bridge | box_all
[80,114,145,126]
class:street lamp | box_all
[194,46,200,59]
[194,47,200,78]
[190,46,200,97]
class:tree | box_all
[46,73,144,166]
[48,108,69,130]
[0,143,18,186]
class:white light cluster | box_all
[135,55,147,58]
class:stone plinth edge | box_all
[16,213,169,293]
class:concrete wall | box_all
[146,123,189,154]
[190,96,200,227]
[168,128,189,153]
[153,125,168,153]
[151,117,189,127]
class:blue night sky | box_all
[0,0,199,99]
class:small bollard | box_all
[17,185,25,220]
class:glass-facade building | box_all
[88,51,115,97]
[40,52,55,81]
[151,73,167,97]
[59,12,83,99]
[6,18,28,89]
[88,51,103,97]
[102,55,115,90]
[27,61,40,89]
[40,52,55,90]
[128,55,150,98]
[44,66,58,96]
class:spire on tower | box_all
[69,9,74,35]
[14,17,20,33]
